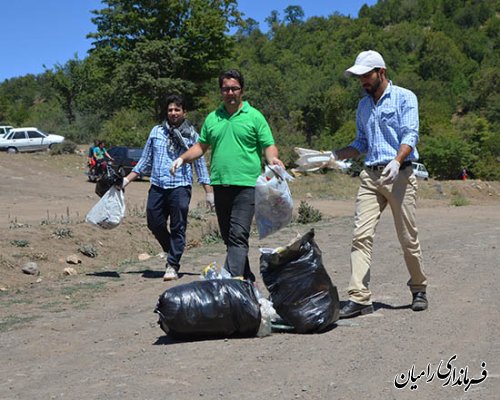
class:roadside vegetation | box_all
[0,0,498,181]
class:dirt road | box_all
[0,151,499,399]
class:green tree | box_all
[284,6,304,25]
[50,57,87,125]
[421,132,476,180]
[100,108,154,147]
[88,0,240,118]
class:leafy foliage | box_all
[296,201,322,224]
[50,140,78,155]
[0,0,498,180]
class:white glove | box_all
[122,177,130,189]
[381,159,401,184]
[205,192,215,210]
[170,157,184,175]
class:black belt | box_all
[365,160,412,171]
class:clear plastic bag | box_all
[200,262,232,280]
[255,165,294,239]
[293,147,339,172]
[85,186,125,229]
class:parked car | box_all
[0,125,14,137]
[0,127,64,153]
[107,146,147,177]
[412,162,429,180]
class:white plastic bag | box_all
[85,186,125,229]
[293,147,339,172]
[255,165,294,239]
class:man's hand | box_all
[205,192,215,211]
[381,159,400,184]
[268,157,285,168]
[170,158,184,175]
[122,177,130,189]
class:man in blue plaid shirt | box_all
[331,50,428,318]
[122,94,212,281]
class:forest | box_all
[0,0,498,180]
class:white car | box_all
[0,125,14,137]
[412,162,429,180]
[0,127,64,153]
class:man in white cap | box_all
[331,50,428,318]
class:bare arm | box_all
[180,142,209,163]
[334,146,360,161]
[170,142,210,175]
[124,171,140,184]
[394,144,413,164]
[202,183,213,194]
[264,145,285,168]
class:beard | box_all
[364,73,382,96]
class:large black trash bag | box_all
[95,166,123,198]
[260,229,339,333]
[155,279,261,339]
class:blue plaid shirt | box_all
[133,124,210,188]
[350,81,419,166]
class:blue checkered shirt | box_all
[132,124,210,188]
[350,81,419,166]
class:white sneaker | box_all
[163,266,178,281]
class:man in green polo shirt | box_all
[170,69,284,281]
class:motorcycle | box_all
[87,158,111,183]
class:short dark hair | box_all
[219,69,244,90]
[165,94,186,111]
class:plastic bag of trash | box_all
[199,263,274,338]
[255,165,294,239]
[95,166,123,198]
[260,229,339,333]
[155,279,262,339]
[85,186,125,229]
[293,147,339,173]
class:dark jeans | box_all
[146,185,191,271]
[213,185,255,281]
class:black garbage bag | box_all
[260,229,339,333]
[155,279,261,339]
[95,167,123,198]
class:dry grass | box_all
[289,171,359,200]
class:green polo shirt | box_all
[199,101,275,186]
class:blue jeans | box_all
[213,185,255,282]
[146,185,191,270]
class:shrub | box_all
[202,222,223,244]
[10,239,30,248]
[78,244,98,258]
[53,227,73,239]
[50,140,78,155]
[296,201,322,224]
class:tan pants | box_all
[348,166,427,305]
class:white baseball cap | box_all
[344,50,386,77]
